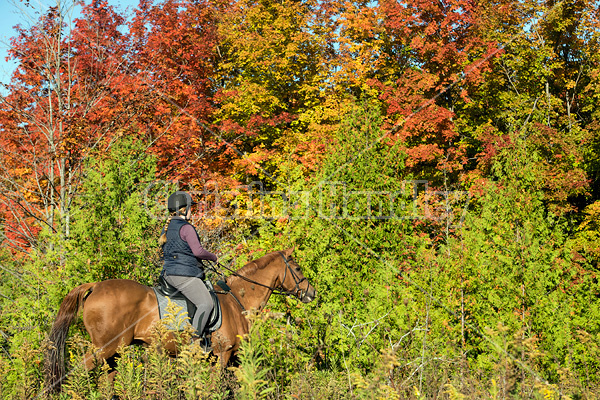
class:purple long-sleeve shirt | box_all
[178,221,218,262]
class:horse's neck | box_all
[229,263,279,311]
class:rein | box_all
[214,284,246,312]
[210,252,309,300]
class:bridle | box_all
[276,252,310,299]
[213,252,311,302]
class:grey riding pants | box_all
[163,274,213,335]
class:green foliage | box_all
[2,0,600,398]
[2,334,44,399]
[0,252,57,399]
[64,136,163,285]
[113,344,145,400]
[431,166,600,396]
[287,370,350,400]
[224,98,600,399]
[281,101,421,372]
[234,311,275,400]
[0,137,165,399]
[61,334,99,400]
[348,351,400,400]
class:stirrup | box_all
[194,334,212,353]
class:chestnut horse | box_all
[45,248,316,393]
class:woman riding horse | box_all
[44,249,316,394]
[159,191,217,346]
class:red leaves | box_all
[368,0,502,183]
[381,0,496,90]
[476,125,512,167]
[126,0,224,183]
[1,0,598,251]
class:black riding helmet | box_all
[167,191,196,216]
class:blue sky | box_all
[0,0,139,86]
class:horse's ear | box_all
[284,247,295,257]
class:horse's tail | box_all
[44,282,96,393]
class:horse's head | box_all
[278,248,316,303]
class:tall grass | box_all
[1,306,597,399]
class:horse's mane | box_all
[234,251,281,277]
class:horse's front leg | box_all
[211,330,235,367]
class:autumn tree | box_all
[372,0,500,186]
[214,0,336,184]
[127,0,231,187]
[464,0,596,214]
[0,0,139,253]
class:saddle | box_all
[153,275,223,335]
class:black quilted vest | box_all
[161,218,205,278]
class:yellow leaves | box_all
[334,2,386,89]
[217,0,322,102]
[443,384,466,400]
[219,0,309,60]
[413,386,424,398]
[573,200,600,258]
[13,167,33,177]
[160,298,193,332]
[217,82,281,121]
[534,382,568,400]
[577,200,600,233]
[65,389,87,400]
